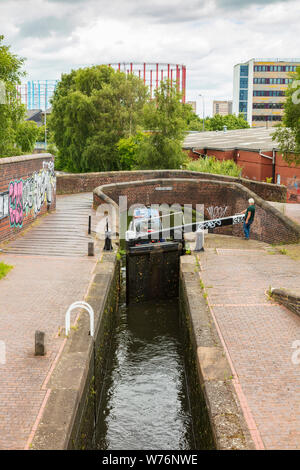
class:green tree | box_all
[0,35,26,157]
[205,113,249,131]
[117,131,148,170]
[50,65,149,172]
[272,68,300,164]
[15,120,39,153]
[135,80,186,169]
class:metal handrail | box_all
[127,214,245,243]
[65,301,94,338]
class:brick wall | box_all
[270,288,300,318]
[188,147,300,202]
[56,169,286,202]
[93,178,300,245]
[0,154,56,243]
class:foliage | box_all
[36,124,46,142]
[15,120,39,153]
[135,80,186,169]
[205,113,250,131]
[49,65,149,172]
[181,102,202,129]
[185,112,249,132]
[0,35,26,158]
[185,156,242,177]
[272,69,300,165]
[117,131,148,170]
[0,262,13,280]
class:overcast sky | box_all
[1,0,299,114]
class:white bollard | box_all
[195,229,204,251]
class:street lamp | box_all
[199,94,205,132]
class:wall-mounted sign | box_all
[155,187,173,191]
[0,192,9,219]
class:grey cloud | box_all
[17,16,75,38]
[217,0,291,6]
[21,0,295,29]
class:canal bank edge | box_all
[31,250,119,450]
[180,255,255,450]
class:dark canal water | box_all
[93,271,196,450]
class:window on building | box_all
[240,65,249,77]
[240,77,248,88]
[239,102,247,112]
[239,89,248,100]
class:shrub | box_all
[185,156,242,177]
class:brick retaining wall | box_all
[56,169,286,203]
[0,153,56,243]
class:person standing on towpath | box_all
[240,198,255,240]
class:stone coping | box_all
[59,168,282,190]
[270,287,300,318]
[0,153,53,165]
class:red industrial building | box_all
[184,128,300,203]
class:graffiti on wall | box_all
[206,206,228,219]
[287,177,300,203]
[8,161,56,228]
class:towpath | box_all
[197,234,300,450]
[0,193,97,449]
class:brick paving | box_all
[198,236,300,449]
[0,194,97,450]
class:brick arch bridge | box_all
[92,177,300,245]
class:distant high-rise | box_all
[213,100,232,116]
[17,80,58,110]
[186,100,197,113]
[233,58,300,127]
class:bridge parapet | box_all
[93,178,300,245]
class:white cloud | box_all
[0,0,299,115]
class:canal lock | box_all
[82,244,215,451]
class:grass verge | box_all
[0,262,13,280]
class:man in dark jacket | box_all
[241,198,255,240]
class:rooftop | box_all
[183,127,279,152]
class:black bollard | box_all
[35,331,45,356]
[88,241,94,256]
[88,215,91,234]
[103,231,112,251]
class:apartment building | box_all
[213,100,232,116]
[186,100,197,113]
[233,58,300,127]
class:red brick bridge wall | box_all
[0,153,56,243]
[56,169,286,203]
[93,178,300,245]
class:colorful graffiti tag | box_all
[287,177,300,203]
[8,161,56,228]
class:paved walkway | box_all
[198,235,300,450]
[2,193,94,257]
[0,194,97,450]
[268,201,300,225]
